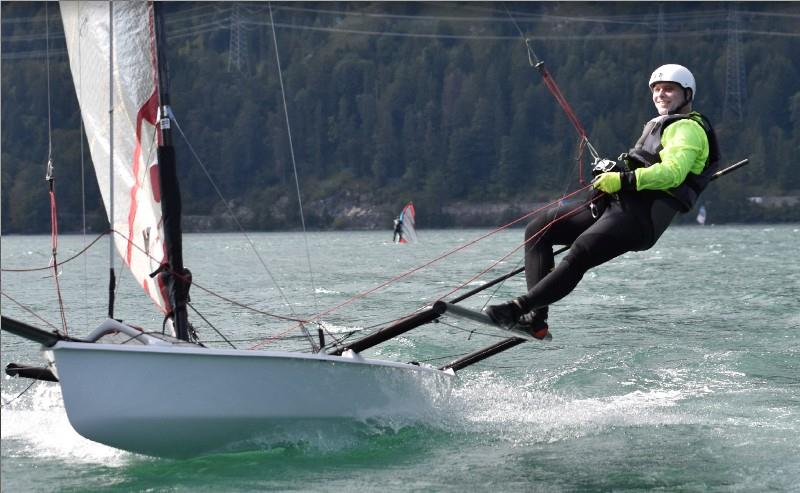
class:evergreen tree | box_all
[2,1,798,233]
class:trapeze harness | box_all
[517,112,720,317]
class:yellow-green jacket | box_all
[626,111,720,211]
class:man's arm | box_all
[633,119,709,191]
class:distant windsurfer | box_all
[485,64,720,340]
[393,217,404,243]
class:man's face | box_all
[651,81,686,115]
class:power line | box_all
[245,20,800,41]
[3,4,799,63]
[656,4,666,62]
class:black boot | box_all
[484,298,528,329]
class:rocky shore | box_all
[183,198,551,232]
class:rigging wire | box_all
[254,186,593,350]
[13,5,599,352]
[1,292,62,333]
[436,4,600,311]
[165,117,312,321]
[295,6,609,344]
[159,2,326,351]
[69,1,91,332]
[187,302,237,349]
[43,2,69,335]
[2,228,307,335]
[1,231,109,273]
[0,380,40,409]
[432,189,598,306]
[503,4,599,174]
[268,1,327,352]
[108,228,308,324]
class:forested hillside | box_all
[2,2,799,233]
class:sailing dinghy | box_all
[1,1,539,459]
[3,2,449,459]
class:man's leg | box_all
[519,200,649,311]
[486,200,650,330]
[522,202,597,323]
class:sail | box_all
[696,205,707,225]
[398,202,417,244]
[61,2,171,313]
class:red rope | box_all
[48,187,68,335]
[540,70,587,140]
[6,186,600,350]
[435,186,600,302]
[540,68,589,184]
[250,185,595,349]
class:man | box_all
[485,64,720,340]
[393,217,404,243]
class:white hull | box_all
[48,342,453,458]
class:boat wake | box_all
[441,370,709,445]
[1,384,128,464]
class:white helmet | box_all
[649,64,696,100]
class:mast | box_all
[107,1,116,319]
[153,2,191,341]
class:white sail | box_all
[397,201,418,243]
[61,2,170,313]
[696,205,707,225]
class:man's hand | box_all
[592,171,637,194]
[592,172,622,193]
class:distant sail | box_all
[396,202,417,243]
[696,205,707,225]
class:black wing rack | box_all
[1,316,88,347]
[0,316,85,382]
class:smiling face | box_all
[651,81,690,115]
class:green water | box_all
[2,225,798,492]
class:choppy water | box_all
[2,225,799,492]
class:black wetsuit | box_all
[519,190,681,321]
[393,221,403,242]
[515,111,719,322]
